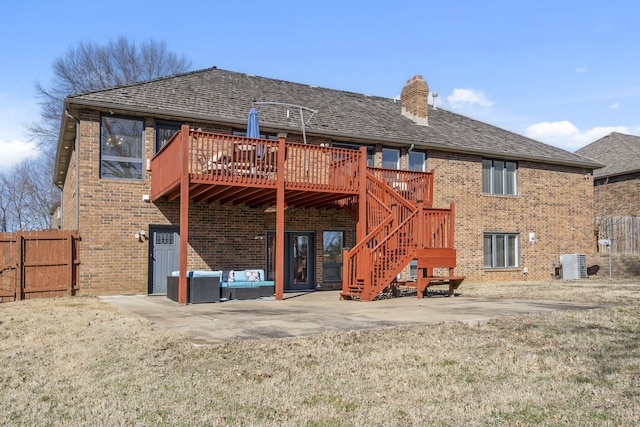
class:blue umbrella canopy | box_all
[246,106,262,157]
[246,107,260,138]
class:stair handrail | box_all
[344,172,420,299]
[368,167,434,206]
[343,172,457,301]
[363,206,419,300]
[366,172,417,213]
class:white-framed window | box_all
[484,233,519,269]
[408,151,426,171]
[382,148,400,169]
[482,159,518,195]
[101,115,144,180]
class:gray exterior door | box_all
[148,225,180,294]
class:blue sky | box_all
[1,0,639,171]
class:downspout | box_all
[55,183,63,229]
[64,110,80,229]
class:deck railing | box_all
[151,131,182,199]
[151,128,364,200]
[368,167,434,206]
[420,205,455,249]
[285,143,361,192]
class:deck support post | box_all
[275,136,286,300]
[356,146,368,243]
[178,124,191,305]
[356,146,369,297]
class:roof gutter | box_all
[296,128,604,170]
[594,167,640,180]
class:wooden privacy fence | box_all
[0,230,80,302]
[597,217,640,255]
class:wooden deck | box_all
[151,127,363,209]
[150,125,460,304]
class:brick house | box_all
[54,67,600,301]
[576,132,640,255]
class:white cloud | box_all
[575,66,588,73]
[0,96,41,170]
[526,121,579,140]
[447,88,494,109]
[0,139,39,171]
[525,120,630,150]
[609,102,620,110]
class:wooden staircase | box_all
[341,168,462,301]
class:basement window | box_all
[484,233,519,269]
[100,115,144,180]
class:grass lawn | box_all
[1,278,639,426]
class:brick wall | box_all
[62,109,596,294]
[63,113,356,295]
[183,202,356,288]
[428,150,594,281]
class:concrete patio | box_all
[101,290,600,344]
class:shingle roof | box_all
[576,132,640,178]
[62,67,601,168]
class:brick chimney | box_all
[400,75,429,126]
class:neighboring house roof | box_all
[55,67,601,185]
[576,132,640,179]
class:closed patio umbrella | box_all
[246,106,262,157]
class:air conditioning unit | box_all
[560,254,587,280]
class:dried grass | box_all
[1,279,639,426]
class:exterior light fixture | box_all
[134,229,146,241]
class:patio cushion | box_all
[233,270,247,282]
[171,270,221,278]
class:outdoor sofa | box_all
[168,269,274,302]
[220,269,275,300]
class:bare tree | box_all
[0,152,59,232]
[1,166,30,231]
[6,37,192,231]
[30,37,191,144]
[0,171,9,232]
